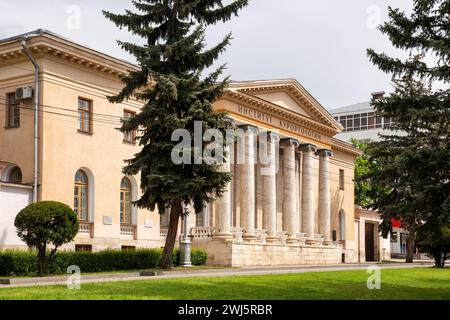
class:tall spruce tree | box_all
[365,0,450,265]
[103,0,248,269]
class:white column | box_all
[262,132,279,242]
[240,125,257,241]
[300,144,317,245]
[318,149,333,245]
[282,138,300,243]
[214,145,233,240]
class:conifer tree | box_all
[365,0,450,265]
[103,0,248,269]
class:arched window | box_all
[74,170,89,221]
[160,207,171,228]
[120,178,132,225]
[8,166,22,184]
[196,203,211,227]
[339,209,346,241]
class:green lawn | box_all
[0,268,449,300]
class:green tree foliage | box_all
[365,0,450,265]
[352,139,389,208]
[416,215,450,268]
[14,201,79,276]
[103,0,248,268]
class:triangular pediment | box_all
[226,79,343,133]
[252,91,314,118]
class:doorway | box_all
[365,223,375,262]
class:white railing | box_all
[78,221,92,236]
[231,227,244,242]
[120,225,136,237]
[160,227,169,238]
[190,227,214,240]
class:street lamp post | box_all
[179,202,192,267]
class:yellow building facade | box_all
[0,30,383,266]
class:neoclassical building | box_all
[0,30,389,265]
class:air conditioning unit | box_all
[15,86,34,101]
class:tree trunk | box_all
[37,245,46,277]
[406,227,416,263]
[434,254,442,268]
[160,200,182,269]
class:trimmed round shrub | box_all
[14,201,79,275]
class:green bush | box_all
[0,248,208,277]
[172,248,207,267]
[0,250,37,277]
[14,201,79,276]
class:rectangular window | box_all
[346,118,353,130]
[123,110,136,143]
[384,117,392,129]
[376,115,383,128]
[368,112,375,129]
[391,232,398,243]
[339,115,346,131]
[339,170,345,190]
[353,116,360,131]
[78,98,92,133]
[358,113,366,130]
[6,93,20,128]
[75,245,92,252]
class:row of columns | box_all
[214,125,333,245]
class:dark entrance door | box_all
[365,223,375,262]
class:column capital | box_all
[225,115,236,126]
[299,143,317,153]
[316,149,333,158]
[265,131,280,142]
[280,138,299,148]
[238,124,258,133]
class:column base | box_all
[322,239,334,246]
[266,235,279,243]
[243,233,258,242]
[286,236,299,244]
[305,234,319,245]
[213,231,233,240]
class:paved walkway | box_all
[0,262,434,288]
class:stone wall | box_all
[194,239,343,267]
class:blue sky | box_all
[0,0,413,109]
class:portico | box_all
[191,79,362,266]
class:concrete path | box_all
[0,261,434,288]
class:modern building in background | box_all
[330,93,409,259]
[330,92,392,143]
[0,30,390,265]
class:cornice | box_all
[229,79,344,133]
[331,138,363,157]
[0,33,139,79]
[223,89,338,136]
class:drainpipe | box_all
[21,36,40,203]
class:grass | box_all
[0,268,449,300]
[0,266,233,279]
